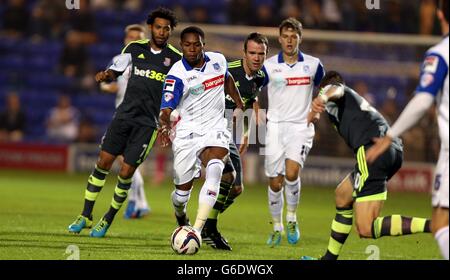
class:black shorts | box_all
[223,141,243,186]
[101,118,158,168]
[350,143,403,202]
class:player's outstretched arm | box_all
[238,100,260,155]
[158,108,173,147]
[225,73,244,110]
[366,93,434,163]
[252,99,261,126]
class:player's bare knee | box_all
[356,221,373,238]
[231,185,243,197]
[335,190,352,208]
[119,165,136,179]
[222,171,235,184]
[336,197,352,209]
[335,197,352,209]
[285,173,298,182]
[269,180,283,192]
[176,181,193,191]
[97,154,115,171]
[285,167,299,182]
[201,147,228,165]
[431,213,449,234]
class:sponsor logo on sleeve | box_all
[420,73,434,88]
[423,55,439,73]
[164,92,174,102]
[164,79,176,92]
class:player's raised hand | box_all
[366,136,393,164]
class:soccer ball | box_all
[170,226,202,255]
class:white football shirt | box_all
[160,52,229,137]
[263,51,324,123]
[416,36,449,150]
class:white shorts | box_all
[432,148,449,208]
[264,121,314,178]
[172,129,230,185]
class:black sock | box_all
[82,165,109,218]
[103,176,132,224]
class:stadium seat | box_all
[26,56,56,71]
[93,10,119,25]
[0,55,25,71]
[100,27,125,44]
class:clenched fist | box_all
[95,70,115,83]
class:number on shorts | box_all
[434,174,442,191]
[138,144,148,163]
[354,172,361,191]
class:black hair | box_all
[244,32,269,52]
[438,0,449,22]
[318,71,345,89]
[147,7,177,28]
[279,17,303,37]
[180,26,205,41]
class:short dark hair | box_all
[279,17,303,37]
[180,26,205,41]
[319,71,345,89]
[438,0,449,22]
[147,7,177,28]
[244,32,269,52]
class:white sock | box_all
[171,189,191,218]
[195,159,225,231]
[285,178,300,223]
[435,226,449,260]
[268,186,284,232]
[132,169,149,210]
[127,173,140,203]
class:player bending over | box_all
[301,71,431,260]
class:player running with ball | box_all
[159,26,244,237]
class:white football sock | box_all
[285,177,300,223]
[435,226,449,260]
[127,172,140,203]
[172,189,191,217]
[268,186,284,232]
[195,159,224,231]
[132,169,148,210]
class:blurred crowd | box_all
[307,81,441,162]
[0,0,444,38]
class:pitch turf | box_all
[0,170,440,260]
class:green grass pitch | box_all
[0,170,441,260]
